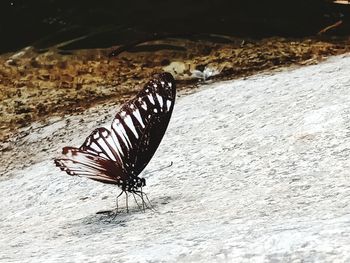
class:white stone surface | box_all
[1,55,350,262]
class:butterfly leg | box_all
[125,192,129,213]
[132,192,143,212]
[96,190,125,215]
[140,191,156,212]
[142,192,152,211]
[134,191,156,212]
[132,189,146,211]
[133,191,146,210]
[140,186,145,212]
[115,190,124,214]
[109,191,125,219]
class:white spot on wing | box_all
[115,128,128,150]
[147,94,155,105]
[90,143,100,152]
[168,82,172,88]
[124,115,139,139]
[98,138,116,161]
[141,102,147,110]
[119,122,132,146]
[133,109,145,128]
[105,134,122,160]
[110,129,124,157]
[156,94,163,107]
[102,130,108,137]
[166,100,172,111]
[113,120,130,149]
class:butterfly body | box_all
[55,73,176,198]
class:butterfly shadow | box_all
[63,194,176,238]
[64,210,135,238]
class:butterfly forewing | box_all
[111,72,176,175]
[54,72,176,190]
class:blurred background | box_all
[0,0,349,53]
[1,0,350,146]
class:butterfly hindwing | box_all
[54,147,125,185]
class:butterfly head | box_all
[137,177,146,188]
[125,177,146,192]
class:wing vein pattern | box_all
[54,72,176,192]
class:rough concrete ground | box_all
[1,54,350,262]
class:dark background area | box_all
[0,0,349,54]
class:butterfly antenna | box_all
[144,161,173,176]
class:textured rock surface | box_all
[1,54,350,262]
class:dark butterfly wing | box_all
[112,72,176,176]
[55,72,176,185]
[54,147,124,185]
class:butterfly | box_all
[54,72,176,211]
